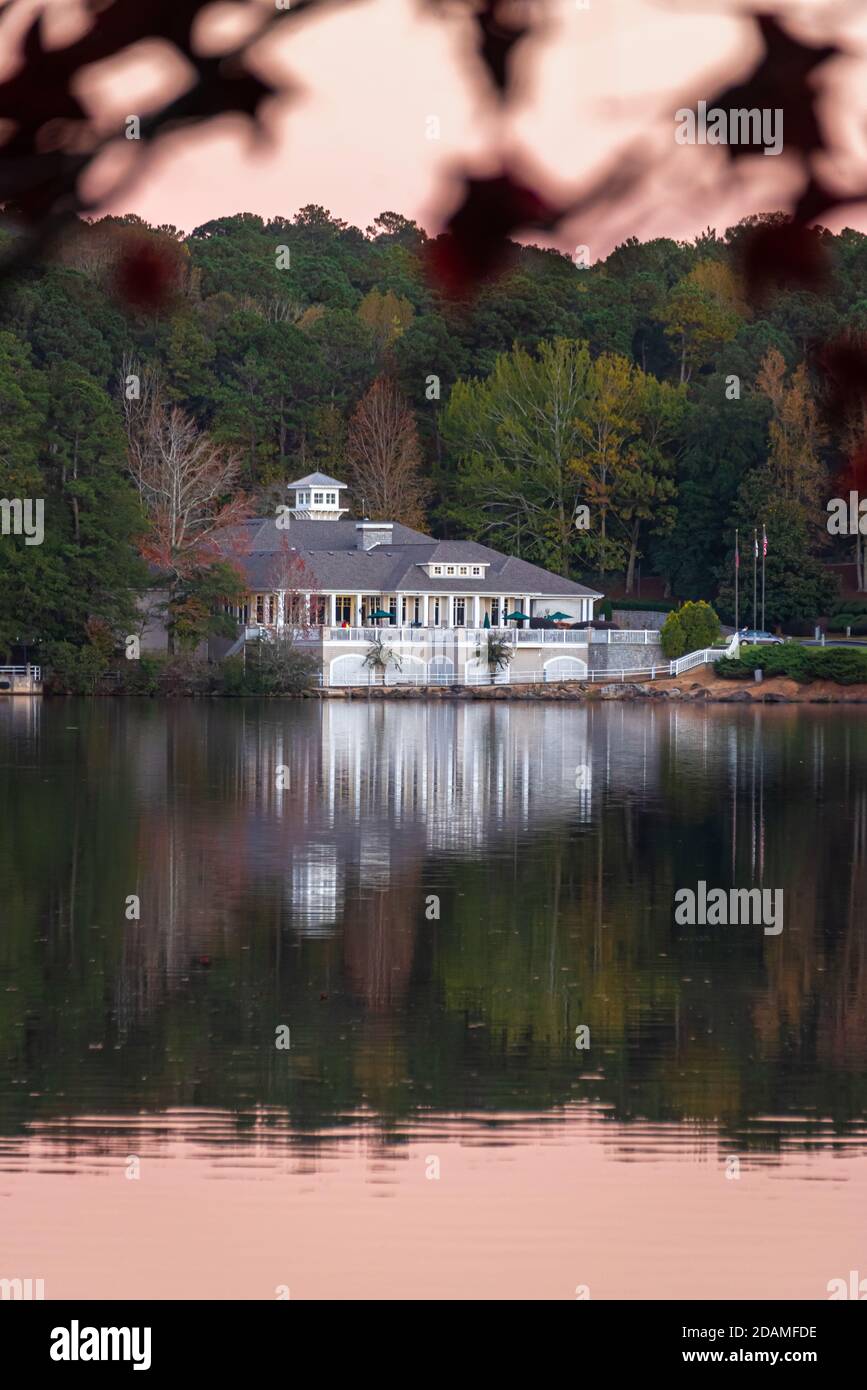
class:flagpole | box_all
[734,528,739,631]
[761,523,766,632]
[753,528,758,630]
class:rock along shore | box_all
[311,670,867,704]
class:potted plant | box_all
[475,633,514,685]
[362,635,402,686]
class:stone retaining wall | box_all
[611,609,670,630]
[587,641,666,673]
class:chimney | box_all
[355,520,393,552]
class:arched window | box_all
[544,656,588,682]
[427,656,454,684]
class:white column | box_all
[473,594,480,629]
[524,597,531,627]
[330,593,338,627]
[422,594,429,627]
[277,591,285,631]
[356,593,363,628]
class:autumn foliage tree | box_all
[345,377,430,529]
[755,348,827,525]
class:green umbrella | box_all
[505,610,529,622]
[369,608,393,620]
[482,612,491,629]
[547,611,572,621]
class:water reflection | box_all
[0,699,866,1157]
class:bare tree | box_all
[345,378,430,530]
[122,362,250,648]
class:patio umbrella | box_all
[505,610,529,621]
[482,612,491,629]
[547,611,572,621]
[369,608,393,620]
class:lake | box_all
[1,697,865,1299]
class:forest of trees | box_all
[2,203,867,657]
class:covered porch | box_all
[241,591,594,630]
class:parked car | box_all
[736,628,784,645]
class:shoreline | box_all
[314,676,867,703]
[25,670,867,704]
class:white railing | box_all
[321,637,740,689]
[669,635,739,675]
[322,626,591,646]
[0,665,41,680]
[590,629,661,644]
[514,629,587,644]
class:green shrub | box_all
[219,656,247,695]
[808,647,867,684]
[224,636,319,695]
[660,609,686,658]
[121,654,165,695]
[661,601,720,658]
[43,641,110,695]
[679,600,721,651]
[718,642,867,684]
[611,598,677,613]
[731,643,810,681]
[714,657,752,679]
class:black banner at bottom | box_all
[4,1299,862,1375]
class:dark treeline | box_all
[2,204,867,655]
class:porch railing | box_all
[589,629,661,644]
[0,665,41,680]
[322,626,591,645]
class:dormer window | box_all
[446,565,455,575]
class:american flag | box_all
[762,526,768,557]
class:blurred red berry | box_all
[740,220,827,303]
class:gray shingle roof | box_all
[219,518,602,598]
[287,472,347,489]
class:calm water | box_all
[1,697,866,1299]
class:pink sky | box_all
[5,0,867,255]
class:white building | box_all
[218,473,604,685]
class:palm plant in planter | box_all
[363,635,402,686]
[475,634,514,685]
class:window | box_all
[309,595,327,625]
[491,598,500,626]
[446,565,455,576]
[325,492,337,506]
[313,492,324,505]
[335,595,352,623]
[432,598,441,625]
[401,597,421,624]
[472,565,482,576]
[454,598,466,625]
[255,594,265,624]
